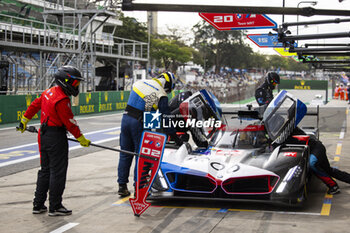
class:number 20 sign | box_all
[199,13,277,30]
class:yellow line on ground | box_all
[320,138,341,216]
[105,130,120,135]
[335,143,342,155]
[320,194,333,216]
[113,194,134,205]
[320,203,332,216]
[227,208,257,212]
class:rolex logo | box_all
[121,91,124,101]
[86,93,91,104]
[25,95,32,107]
[300,80,305,86]
[104,92,108,102]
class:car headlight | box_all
[276,165,302,193]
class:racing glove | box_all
[17,116,30,133]
[77,134,91,147]
[172,134,183,147]
[184,142,192,154]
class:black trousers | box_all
[330,168,350,184]
[33,128,68,211]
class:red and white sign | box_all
[284,152,297,158]
[129,131,167,217]
[199,13,277,31]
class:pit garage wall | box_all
[0,90,181,125]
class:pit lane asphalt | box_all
[1,100,350,233]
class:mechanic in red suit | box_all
[17,66,91,216]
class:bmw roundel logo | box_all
[228,165,240,173]
[211,162,225,171]
[236,14,242,20]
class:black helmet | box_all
[157,72,176,94]
[265,72,280,89]
[168,91,192,112]
[54,66,84,96]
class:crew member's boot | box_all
[118,183,130,197]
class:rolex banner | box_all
[129,131,167,217]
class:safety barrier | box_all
[0,90,181,125]
[278,79,329,103]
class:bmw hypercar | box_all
[149,90,313,206]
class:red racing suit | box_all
[24,85,82,139]
[25,85,84,210]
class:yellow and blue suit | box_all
[117,79,179,185]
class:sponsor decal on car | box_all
[284,152,297,157]
[214,149,242,156]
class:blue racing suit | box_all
[117,79,180,185]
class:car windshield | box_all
[209,118,267,149]
[264,97,295,139]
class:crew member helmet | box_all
[157,72,176,94]
[54,66,84,97]
[265,72,280,89]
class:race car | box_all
[149,90,312,206]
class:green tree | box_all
[151,38,192,72]
[250,53,269,69]
[286,57,310,71]
[113,13,148,42]
[192,21,253,73]
[268,55,289,70]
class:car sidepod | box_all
[264,145,309,205]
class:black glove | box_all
[172,134,183,147]
[184,142,192,154]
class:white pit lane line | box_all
[0,112,123,131]
[50,223,79,233]
[0,134,120,167]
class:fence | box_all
[0,90,182,125]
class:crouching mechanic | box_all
[17,66,91,216]
[264,90,350,195]
[288,127,350,195]
[118,72,183,196]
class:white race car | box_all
[150,90,312,206]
